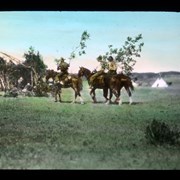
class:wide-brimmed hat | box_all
[60,57,65,61]
[107,56,113,61]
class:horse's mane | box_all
[82,67,91,73]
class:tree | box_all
[96,34,144,75]
[55,31,90,65]
[0,57,6,72]
[0,57,7,90]
[23,46,47,85]
[23,46,47,74]
[0,54,31,90]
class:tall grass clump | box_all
[145,119,180,146]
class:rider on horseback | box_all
[107,56,117,75]
[89,56,117,89]
[56,57,70,85]
[89,62,106,89]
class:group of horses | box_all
[45,65,134,105]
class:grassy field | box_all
[0,78,180,169]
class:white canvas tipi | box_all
[152,77,168,88]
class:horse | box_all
[78,67,134,105]
[49,74,84,104]
[109,74,134,105]
[46,70,84,104]
[78,66,110,103]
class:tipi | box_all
[152,74,168,88]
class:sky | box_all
[0,11,180,73]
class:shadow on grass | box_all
[120,102,144,105]
[54,100,144,105]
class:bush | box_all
[145,119,180,146]
[33,81,50,97]
[4,88,18,97]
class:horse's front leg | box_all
[76,89,84,104]
[76,87,84,104]
[79,95,84,104]
[71,87,84,104]
[71,88,77,104]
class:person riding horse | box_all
[89,56,117,89]
[78,66,134,105]
[89,63,105,89]
[56,57,70,85]
[107,56,117,75]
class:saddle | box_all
[54,73,70,84]
[90,75,104,86]
[97,75,104,84]
[62,75,72,85]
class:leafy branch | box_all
[97,34,144,75]
[69,31,90,60]
[55,31,90,65]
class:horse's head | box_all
[78,67,85,77]
[78,67,92,79]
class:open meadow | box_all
[0,76,180,169]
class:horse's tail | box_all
[123,74,135,92]
[117,74,134,92]
[129,80,134,92]
[78,77,83,91]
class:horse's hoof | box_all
[105,101,110,105]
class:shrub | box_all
[33,81,49,97]
[4,88,18,97]
[145,119,180,146]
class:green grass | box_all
[0,80,180,169]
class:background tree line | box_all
[0,31,144,91]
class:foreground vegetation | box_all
[0,80,180,169]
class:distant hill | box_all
[131,71,180,87]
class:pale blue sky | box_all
[0,11,180,73]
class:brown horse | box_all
[44,69,82,103]
[78,67,110,103]
[47,72,84,104]
[78,67,134,105]
[109,74,134,105]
